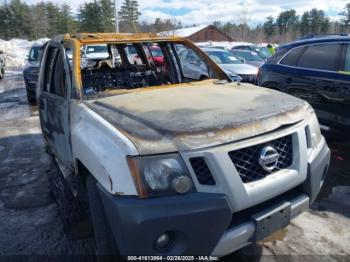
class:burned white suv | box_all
[37,33,330,257]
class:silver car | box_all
[177,47,242,82]
[230,49,265,68]
[202,48,259,83]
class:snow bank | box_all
[0,38,49,68]
[196,41,254,49]
[196,41,279,49]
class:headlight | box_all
[127,154,194,198]
[225,70,242,82]
[307,113,322,148]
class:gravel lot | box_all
[0,70,349,260]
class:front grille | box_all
[239,74,257,83]
[190,158,216,185]
[228,135,293,183]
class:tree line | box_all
[0,0,350,43]
[215,3,350,43]
[0,0,168,40]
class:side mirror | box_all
[240,58,246,63]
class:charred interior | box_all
[78,42,226,97]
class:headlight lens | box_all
[128,154,194,198]
[225,70,242,82]
[307,113,322,148]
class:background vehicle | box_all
[23,44,45,104]
[81,44,109,60]
[149,45,165,66]
[177,47,211,80]
[203,47,259,83]
[38,33,329,257]
[0,50,5,79]
[258,35,350,136]
[231,49,265,68]
[232,44,272,60]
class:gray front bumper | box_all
[211,194,309,256]
[211,138,330,256]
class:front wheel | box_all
[26,91,37,105]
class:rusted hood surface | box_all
[86,82,312,155]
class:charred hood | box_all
[86,82,312,155]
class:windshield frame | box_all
[69,39,230,100]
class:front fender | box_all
[70,101,139,195]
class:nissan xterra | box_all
[37,33,330,257]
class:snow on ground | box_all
[0,38,49,68]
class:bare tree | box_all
[237,0,252,41]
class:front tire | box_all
[24,82,37,105]
[26,91,37,105]
[0,68,4,79]
[49,160,86,231]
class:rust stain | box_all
[61,33,226,97]
[86,84,312,155]
[102,79,216,96]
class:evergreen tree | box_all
[118,0,141,32]
[4,0,31,39]
[300,12,310,36]
[79,1,102,32]
[28,2,49,39]
[57,4,76,34]
[339,3,350,31]
[99,0,114,32]
[277,10,298,36]
[309,9,329,34]
[263,16,276,39]
[46,2,61,36]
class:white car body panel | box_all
[70,102,139,195]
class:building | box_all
[158,25,234,42]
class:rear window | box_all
[231,51,264,62]
[267,47,288,64]
[29,46,41,62]
[280,46,304,66]
[86,45,108,54]
[297,44,341,71]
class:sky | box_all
[24,0,348,26]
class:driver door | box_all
[38,43,73,169]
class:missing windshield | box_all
[79,42,226,98]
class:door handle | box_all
[286,78,292,84]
